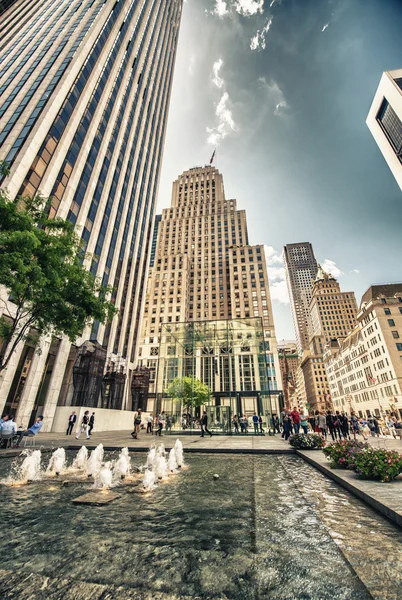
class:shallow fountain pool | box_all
[0,452,401,600]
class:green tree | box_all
[0,162,117,372]
[166,376,211,411]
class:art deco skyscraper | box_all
[137,165,282,414]
[0,0,183,429]
[283,242,318,353]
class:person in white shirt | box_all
[0,417,17,435]
[146,415,153,434]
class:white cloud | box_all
[211,58,224,88]
[207,91,237,145]
[235,0,264,16]
[321,22,329,32]
[250,16,273,51]
[349,269,360,275]
[258,77,289,115]
[322,259,343,278]
[213,0,228,17]
[265,246,290,305]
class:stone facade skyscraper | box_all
[283,242,318,353]
[137,165,282,415]
[0,0,183,429]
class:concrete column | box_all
[41,338,71,432]
[0,340,25,415]
[15,338,51,427]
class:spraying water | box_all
[142,469,156,491]
[168,448,178,473]
[155,454,168,480]
[146,445,156,470]
[87,444,104,477]
[7,450,43,484]
[113,447,131,481]
[46,448,66,476]
[93,461,113,490]
[71,446,88,471]
[174,439,184,468]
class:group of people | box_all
[69,410,96,440]
[232,414,264,434]
[0,414,44,448]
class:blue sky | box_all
[157,0,402,341]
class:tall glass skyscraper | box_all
[0,0,183,430]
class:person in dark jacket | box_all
[75,411,90,440]
[339,412,350,439]
[88,412,95,435]
[326,411,338,441]
[200,411,212,437]
[66,412,77,435]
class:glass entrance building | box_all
[148,318,279,433]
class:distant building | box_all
[283,243,318,353]
[301,267,358,413]
[366,69,402,191]
[149,215,162,268]
[137,165,283,417]
[324,283,402,419]
[278,341,298,409]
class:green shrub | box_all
[352,448,402,482]
[289,433,325,450]
[322,439,369,469]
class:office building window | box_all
[376,99,402,164]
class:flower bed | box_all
[322,439,368,469]
[352,448,402,483]
[289,433,325,450]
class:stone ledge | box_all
[297,449,402,529]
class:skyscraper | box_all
[366,69,402,191]
[137,165,282,416]
[300,266,358,412]
[0,0,183,429]
[283,242,318,353]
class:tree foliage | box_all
[0,162,117,372]
[166,376,211,410]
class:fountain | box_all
[71,446,88,471]
[146,444,156,470]
[86,444,104,477]
[4,450,43,485]
[168,448,178,473]
[46,448,66,476]
[113,447,131,481]
[93,462,114,490]
[142,468,156,492]
[154,454,168,480]
[174,439,184,468]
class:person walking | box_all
[200,411,212,437]
[146,414,153,434]
[386,416,397,439]
[88,412,95,436]
[76,411,90,440]
[339,412,350,439]
[317,412,327,438]
[66,411,76,435]
[157,412,165,436]
[131,409,142,439]
[290,407,301,434]
[372,416,381,438]
[333,411,343,440]
[259,414,265,434]
[282,412,292,440]
[350,412,361,441]
[300,414,309,435]
[233,415,239,434]
[252,413,259,434]
[326,411,338,441]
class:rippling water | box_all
[0,452,400,599]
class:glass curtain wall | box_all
[155,317,276,434]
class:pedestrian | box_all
[339,412,350,439]
[259,414,265,434]
[300,414,309,435]
[317,412,327,438]
[333,411,343,440]
[157,412,165,436]
[88,412,95,436]
[326,411,338,441]
[372,416,381,438]
[233,415,239,434]
[290,406,301,434]
[243,414,249,433]
[239,414,246,433]
[146,414,153,434]
[252,413,259,434]
[76,411,90,440]
[66,411,77,436]
[131,408,142,439]
[282,413,292,440]
[200,411,212,437]
[350,412,361,441]
[386,416,397,439]
[166,414,172,432]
